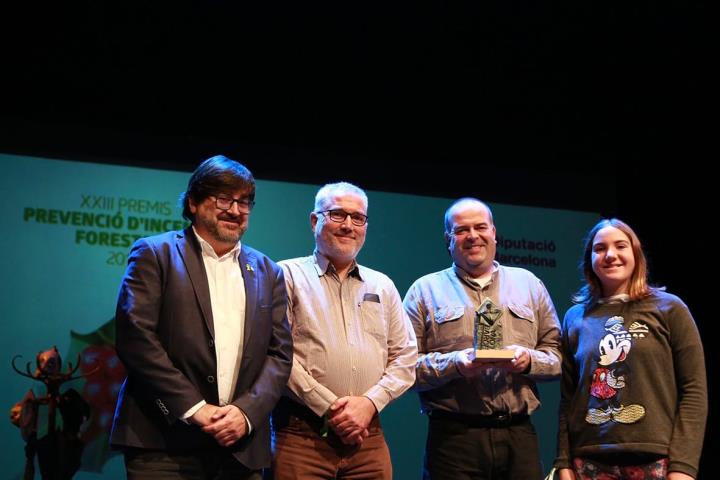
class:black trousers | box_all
[124,447,262,480]
[424,412,544,480]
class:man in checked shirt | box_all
[272,181,418,479]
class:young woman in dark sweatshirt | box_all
[555,218,706,480]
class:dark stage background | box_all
[1,0,713,477]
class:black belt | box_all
[429,409,529,428]
[273,397,325,431]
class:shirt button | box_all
[352,366,357,371]
[207,375,215,383]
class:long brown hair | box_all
[573,218,659,306]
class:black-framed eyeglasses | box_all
[212,194,255,213]
[318,209,369,226]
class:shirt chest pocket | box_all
[428,305,467,348]
[506,303,537,346]
[359,298,387,339]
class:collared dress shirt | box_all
[183,228,246,423]
[279,252,417,416]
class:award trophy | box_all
[474,298,514,361]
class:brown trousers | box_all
[272,403,391,480]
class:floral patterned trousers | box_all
[572,457,669,480]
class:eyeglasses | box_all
[319,209,369,226]
[212,194,255,213]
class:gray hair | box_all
[314,182,368,212]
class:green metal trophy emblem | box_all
[474,298,514,360]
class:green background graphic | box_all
[1,154,598,478]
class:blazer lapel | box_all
[239,245,258,361]
[176,228,215,338]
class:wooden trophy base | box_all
[473,349,515,361]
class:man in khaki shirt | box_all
[272,182,417,480]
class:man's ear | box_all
[188,196,199,215]
[310,212,318,233]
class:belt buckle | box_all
[495,413,511,422]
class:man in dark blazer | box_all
[111,156,293,479]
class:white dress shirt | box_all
[182,228,247,422]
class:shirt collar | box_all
[192,226,241,261]
[313,250,363,280]
[453,261,499,289]
[598,293,630,304]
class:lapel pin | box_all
[246,263,254,272]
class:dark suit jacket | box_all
[110,228,292,470]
